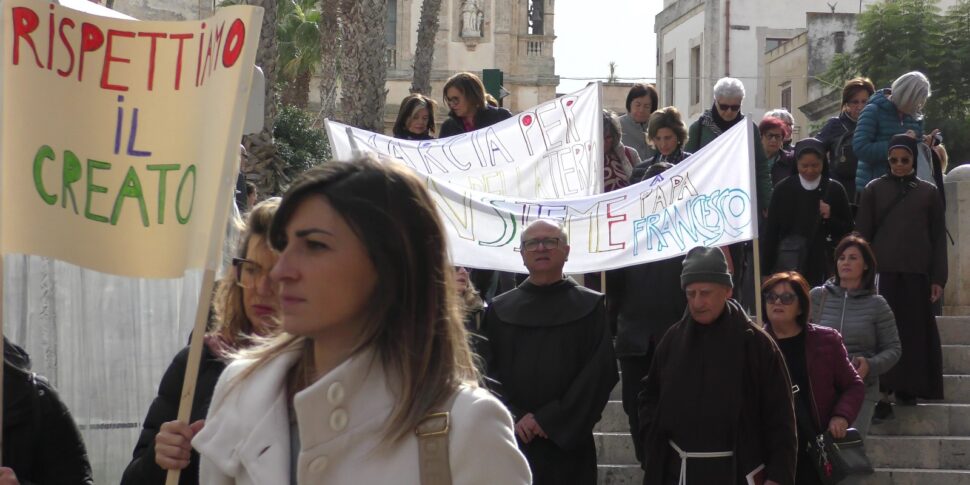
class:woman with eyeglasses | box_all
[816,77,875,203]
[438,72,513,138]
[856,134,947,409]
[762,271,865,485]
[810,234,900,436]
[121,198,281,485]
[852,71,939,195]
[760,116,795,191]
[193,157,531,484]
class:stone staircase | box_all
[593,316,970,484]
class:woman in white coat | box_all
[193,156,532,484]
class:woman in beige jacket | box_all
[193,156,531,485]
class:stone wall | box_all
[944,167,970,316]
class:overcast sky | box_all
[555,1,663,94]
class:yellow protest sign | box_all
[0,0,262,278]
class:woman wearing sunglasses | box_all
[762,271,865,485]
[684,77,772,314]
[121,198,281,485]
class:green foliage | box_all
[277,0,323,84]
[274,105,331,178]
[822,0,970,166]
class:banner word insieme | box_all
[423,121,757,273]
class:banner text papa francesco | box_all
[1,0,262,278]
[425,122,756,273]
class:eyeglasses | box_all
[446,96,462,106]
[233,257,269,289]
[718,103,741,112]
[523,237,562,251]
[764,292,797,305]
[763,133,783,141]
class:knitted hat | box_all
[888,133,918,157]
[681,246,733,289]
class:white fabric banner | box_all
[325,83,604,198]
[423,121,757,273]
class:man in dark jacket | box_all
[484,219,618,485]
[1,338,94,485]
[638,246,796,485]
[607,162,688,466]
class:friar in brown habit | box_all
[638,246,797,485]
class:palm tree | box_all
[410,0,442,95]
[317,0,340,123]
[277,0,323,108]
[338,0,388,132]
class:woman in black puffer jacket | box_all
[816,77,875,204]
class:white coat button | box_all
[309,456,329,473]
[327,382,345,405]
[330,408,348,431]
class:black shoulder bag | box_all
[774,181,833,273]
[793,387,874,484]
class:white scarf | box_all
[799,174,821,190]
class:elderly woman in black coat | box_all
[762,138,853,287]
[856,133,947,405]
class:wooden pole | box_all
[752,238,764,326]
[165,268,217,485]
[0,255,5,458]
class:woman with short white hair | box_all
[684,77,771,313]
[852,71,939,194]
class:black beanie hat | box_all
[681,246,733,290]
[888,133,918,158]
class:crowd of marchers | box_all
[0,69,950,485]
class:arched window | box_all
[528,0,543,35]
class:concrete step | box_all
[943,375,970,404]
[597,465,643,485]
[595,432,637,465]
[597,430,970,469]
[940,317,970,345]
[862,468,970,484]
[945,345,970,374]
[871,403,970,436]
[867,436,970,469]
[595,401,628,433]
[597,465,970,485]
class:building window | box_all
[765,37,787,53]
[689,46,701,105]
[781,86,792,112]
[665,59,675,106]
[834,31,846,54]
[386,0,397,46]
[528,0,544,35]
